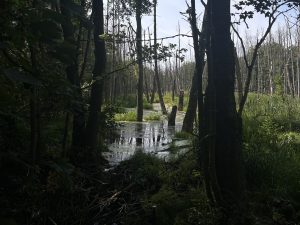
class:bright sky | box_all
[142,0,202,61]
[103,0,298,62]
[141,0,298,60]
[141,0,270,60]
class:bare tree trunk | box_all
[297,56,300,97]
[153,0,167,115]
[268,61,274,95]
[234,47,243,104]
[144,30,150,102]
[85,0,106,151]
[182,2,207,133]
[297,29,300,97]
[60,0,86,150]
[136,1,143,122]
[79,26,92,81]
[202,0,243,207]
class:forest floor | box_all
[2,94,300,225]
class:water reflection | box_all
[136,123,143,146]
[104,120,182,166]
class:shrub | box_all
[114,111,137,121]
[243,93,300,201]
[143,101,154,110]
[144,112,161,121]
[174,131,192,139]
[115,94,136,108]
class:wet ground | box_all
[103,104,191,166]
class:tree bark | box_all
[29,43,40,165]
[168,106,177,126]
[234,47,243,104]
[60,0,85,149]
[136,0,143,122]
[182,2,207,133]
[202,0,243,208]
[85,0,106,151]
[153,0,167,115]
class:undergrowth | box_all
[242,93,300,223]
[144,112,161,121]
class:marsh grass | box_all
[243,93,300,201]
[144,112,161,121]
[114,111,137,121]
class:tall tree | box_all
[153,0,167,115]
[136,0,144,121]
[233,0,300,114]
[60,0,86,150]
[85,0,106,151]
[182,1,207,133]
[201,0,243,209]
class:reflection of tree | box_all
[135,123,144,146]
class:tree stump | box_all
[168,105,177,126]
[178,90,184,111]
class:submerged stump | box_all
[168,105,177,126]
[178,90,184,111]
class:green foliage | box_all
[143,100,153,110]
[120,0,153,16]
[105,149,217,225]
[162,92,189,111]
[114,111,137,121]
[174,131,192,139]
[120,150,163,190]
[143,150,217,225]
[243,93,300,201]
[274,74,284,96]
[144,112,161,121]
[115,94,136,108]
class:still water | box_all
[103,110,189,166]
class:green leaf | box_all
[4,68,42,86]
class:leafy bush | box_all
[114,111,137,121]
[115,94,137,108]
[162,92,189,111]
[144,112,161,121]
[243,93,300,201]
[143,100,154,110]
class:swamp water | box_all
[103,109,191,166]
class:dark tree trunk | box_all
[60,0,85,149]
[136,0,143,122]
[178,90,184,111]
[29,44,40,165]
[182,2,207,133]
[172,79,176,101]
[168,106,177,126]
[153,0,167,115]
[62,112,70,156]
[202,0,243,207]
[85,0,106,151]
[150,76,156,104]
[79,22,92,81]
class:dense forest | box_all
[1,0,300,224]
